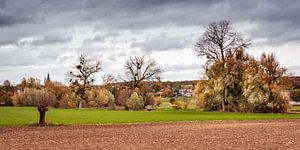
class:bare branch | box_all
[124,56,161,88]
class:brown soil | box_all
[1,119,299,150]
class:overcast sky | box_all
[0,0,300,85]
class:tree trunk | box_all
[234,101,239,112]
[79,99,83,109]
[54,101,59,108]
[38,106,48,126]
[221,89,226,112]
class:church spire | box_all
[45,72,51,86]
[47,73,50,82]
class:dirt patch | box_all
[1,119,299,149]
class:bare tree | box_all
[31,89,55,126]
[194,20,250,111]
[195,20,249,64]
[69,55,101,109]
[124,56,161,89]
[102,74,117,85]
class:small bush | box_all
[0,92,13,106]
[171,101,182,110]
[144,93,155,106]
[116,89,131,106]
[169,98,175,104]
[87,88,115,107]
[126,92,144,110]
[114,106,125,110]
[202,90,221,111]
[58,92,78,108]
[154,96,162,107]
[182,99,189,110]
[292,89,300,102]
[87,100,98,107]
[15,88,36,106]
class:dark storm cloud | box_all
[0,15,31,27]
[1,0,299,46]
[0,0,42,27]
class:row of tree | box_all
[0,20,296,125]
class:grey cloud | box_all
[131,34,188,53]
[248,21,300,46]
[82,31,122,46]
[30,33,72,46]
[0,48,41,67]
[0,0,42,27]
[0,24,52,46]
[1,0,300,83]
[163,63,200,72]
[287,65,300,75]
[2,0,300,45]
[83,35,105,45]
[0,15,29,27]
[117,52,127,57]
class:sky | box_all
[0,0,300,85]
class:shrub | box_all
[161,88,174,97]
[245,88,290,113]
[45,81,68,108]
[0,91,13,106]
[126,92,144,110]
[154,96,162,107]
[169,98,175,104]
[292,89,300,102]
[58,92,78,108]
[182,99,189,110]
[87,88,115,107]
[196,88,221,111]
[16,88,36,106]
[116,89,131,106]
[144,92,155,106]
[87,100,98,107]
[171,101,182,110]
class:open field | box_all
[1,119,299,149]
[1,107,300,126]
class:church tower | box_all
[45,73,51,86]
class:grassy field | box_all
[1,106,300,126]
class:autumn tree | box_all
[68,55,101,109]
[32,89,55,126]
[153,82,163,93]
[3,80,13,91]
[16,88,55,126]
[87,88,115,107]
[17,77,41,91]
[243,53,290,113]
[126,92,144,110]
[0,80,15,106]
[224,48,249,112]
[194,20,249,111]
[45,81,68,108]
